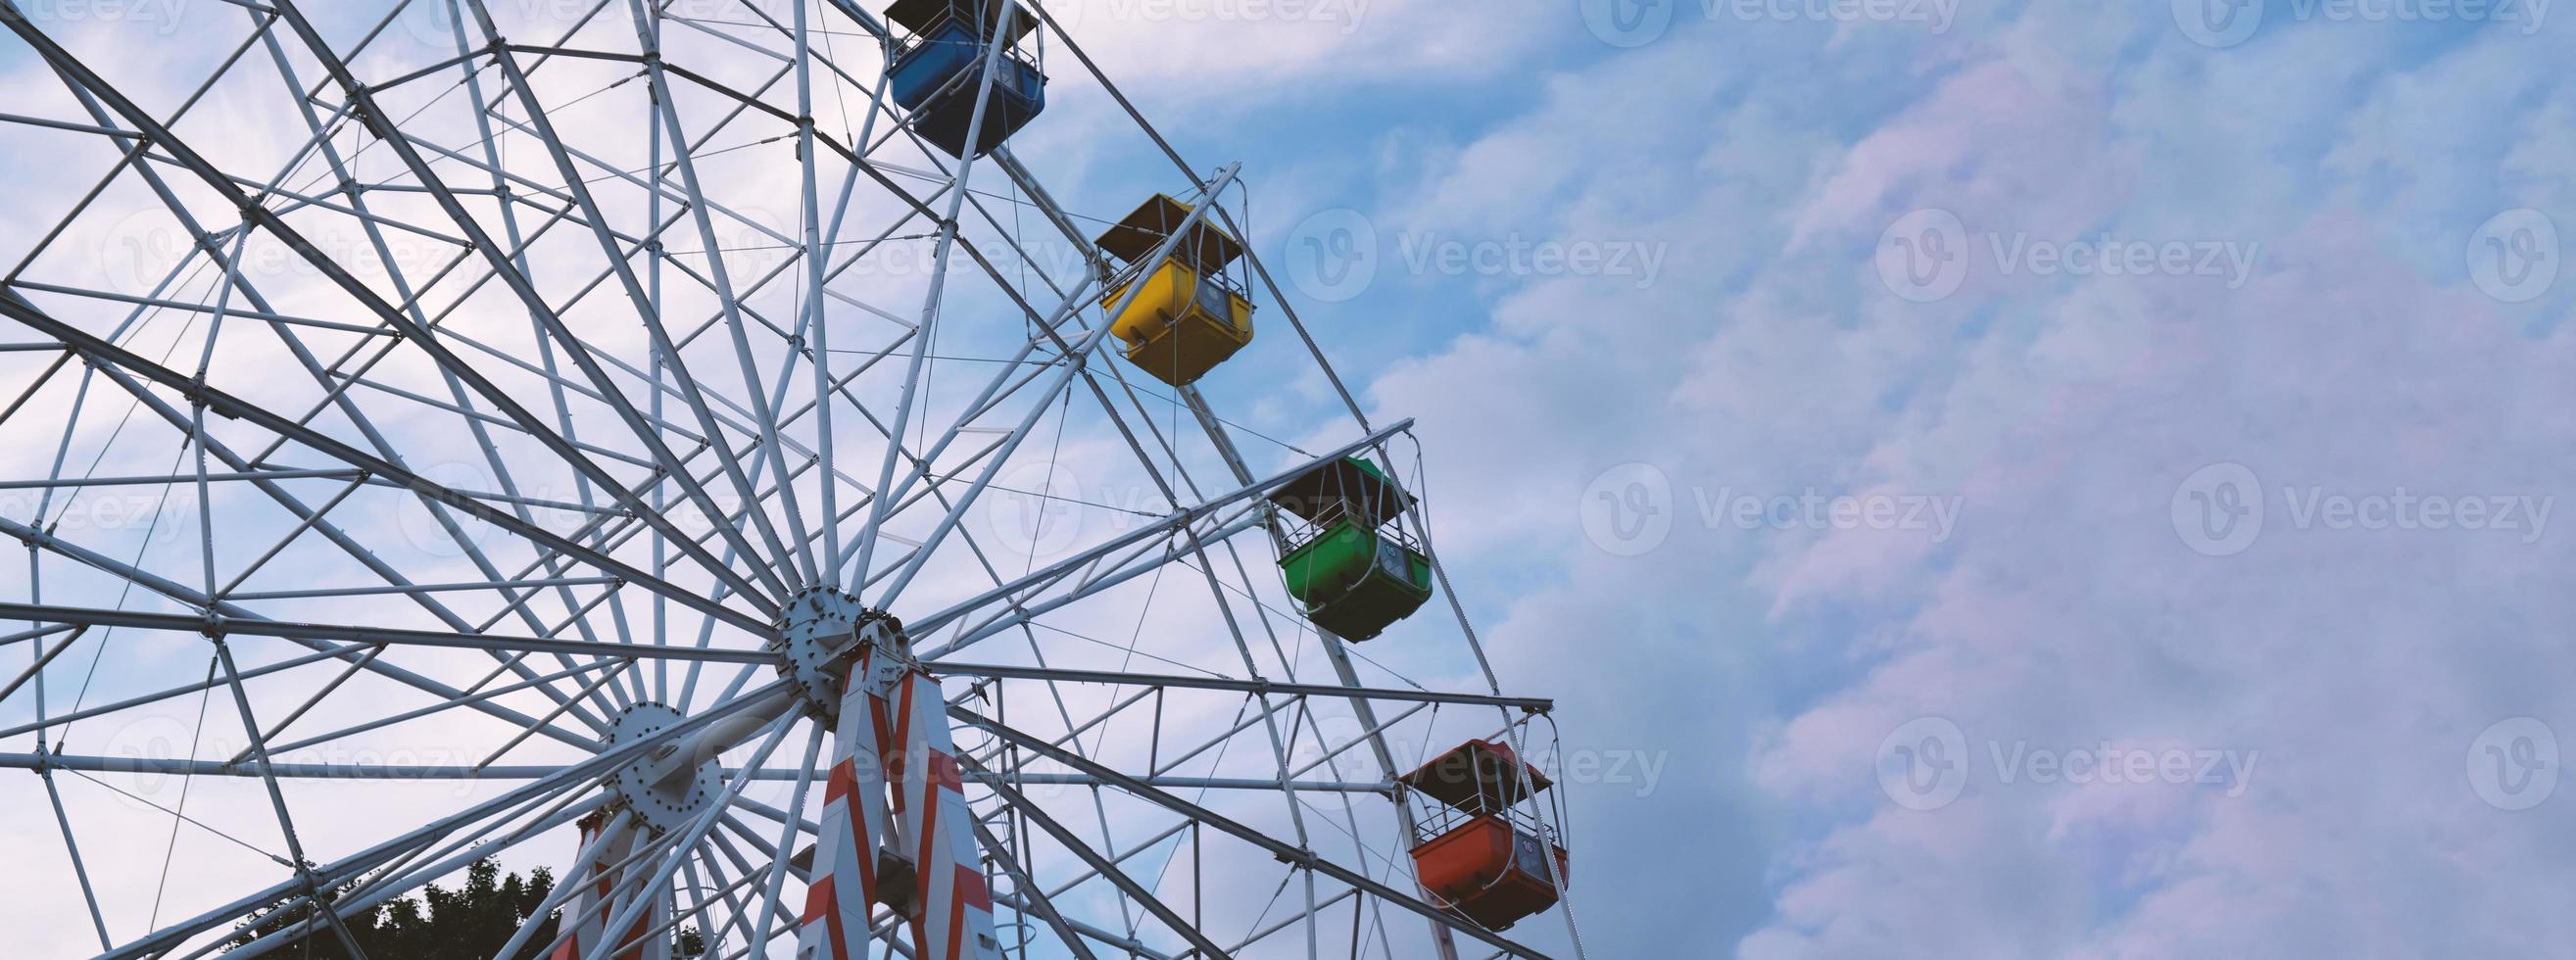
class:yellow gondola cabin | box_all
[1094,194,1255,387]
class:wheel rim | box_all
[0,3,1575,958]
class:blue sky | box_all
[3,0,2574,956]
[1079,1,2576,955]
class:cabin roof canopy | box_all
[1398,740,1553,813]
[1093,193,1245,274]
[1266,456,1414,528]
[887,0,1040,44]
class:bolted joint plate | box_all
[767,587,910,724]
[605,701,721,837]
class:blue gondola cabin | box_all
[884,0,1046,159]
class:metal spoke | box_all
[0,4,1585,956]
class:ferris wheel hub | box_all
[603,701,723,837]
[769,586,911,723]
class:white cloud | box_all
[1312,8,2576,958]
[12,3,2576,957]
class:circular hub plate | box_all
[771,587,904,722]
[606,702,722,836]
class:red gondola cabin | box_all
[1398,739,1570,932]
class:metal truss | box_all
[0,1,1584,958]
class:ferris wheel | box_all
[0,1,1585,958]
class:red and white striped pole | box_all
[795,645,999,960]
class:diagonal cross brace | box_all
[0,289,773,637]
[0,2,786,617]
[952,706,1553,959]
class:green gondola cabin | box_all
[1268,456,1433,641]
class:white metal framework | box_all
[0,2,1582,958]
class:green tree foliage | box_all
[226,857,705,960]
